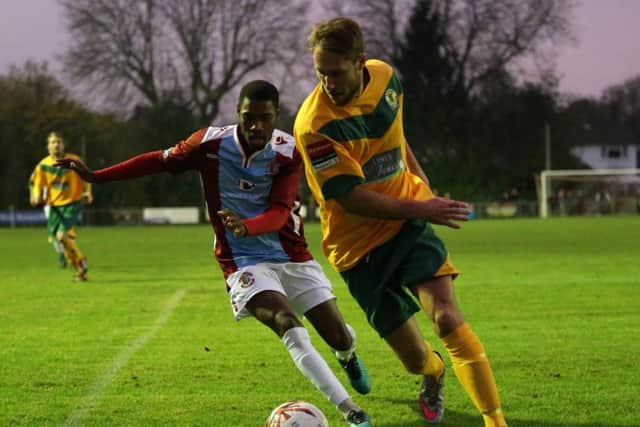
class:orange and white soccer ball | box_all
[265,400,329,427]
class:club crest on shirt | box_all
[274,135,288,145]
[385,88,399,110]
[239,272,255,288]
[307,139,339,171]
[237,178,255,191]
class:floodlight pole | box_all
[544,122,551,171]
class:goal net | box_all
[539,169,640,218]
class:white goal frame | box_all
[539,168,640,218]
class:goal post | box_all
[539,168,640,218]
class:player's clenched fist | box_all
[217,209,248,237]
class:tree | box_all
[322,0,574,95]
[602,76,640,141]
[395,0,467,159]
[393,0,579,200]
[434,0,575,94]
[60,0,307,124]
[0,62,126,209]
[319,0,411,63]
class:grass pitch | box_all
[1,216,638,426]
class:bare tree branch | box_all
[434,0,576,93]
[61,0,307,123]
[321,0,575,93]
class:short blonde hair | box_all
[47,131,64,143]
[307,17,364,61]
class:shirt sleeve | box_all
[162,128,207,173]
[299,132,364,200]
[241,205,290,236]
[29,166,45,202]
[269,149,303,209]
[239,148,303,236]
[93,151,166,183]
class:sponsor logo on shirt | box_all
[307,139,339,171]
[237,178,256,191]
[362,146,405,183]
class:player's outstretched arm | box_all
[336,186,471,229]
[54,158,96,182]
[218,205,291,238]
[55,151,167,184]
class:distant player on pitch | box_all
[56,80,372,427]
[30,131,92,282]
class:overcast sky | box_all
[1,0,639,98]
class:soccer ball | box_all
[264,400,329,427]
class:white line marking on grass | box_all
[64,288,187,427]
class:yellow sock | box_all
[420,340,444,377]
[483,408,507,427]
[63,237,85,271]
[442,323,504,424]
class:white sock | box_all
[282,327,350,407]
[52,240,64,255]
[333,324,356,362]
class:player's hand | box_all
[420,197,472,229]
[54,158,96,183]
[83,193,94,205]
[217,209,247,238]
[29,195,42,207]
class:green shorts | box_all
[340,219,450,338]
[47,202,81,237]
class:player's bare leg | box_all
[305,300,371,395]
[384,317,446,423]
[413,276,507,427]
[247,291,371,427]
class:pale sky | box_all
[1,0,639,98]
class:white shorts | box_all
[227,260,335,321]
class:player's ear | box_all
[358,53,367,68]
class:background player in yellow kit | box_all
[30,131,92,282]
[294,17,507,427]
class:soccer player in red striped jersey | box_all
[56,80,372,427]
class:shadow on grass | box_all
[370,397,628,427]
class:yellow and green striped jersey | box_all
[294,59,434,271]
[30,154,91,206]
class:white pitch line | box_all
[64,288,187,427]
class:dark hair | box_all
[307,17,364,60]
[238,80,279,108]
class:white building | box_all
[571,144,639,169]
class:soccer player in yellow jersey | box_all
[294,17,508,427]
[30,131,92,282]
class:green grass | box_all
[1,216,639,426]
